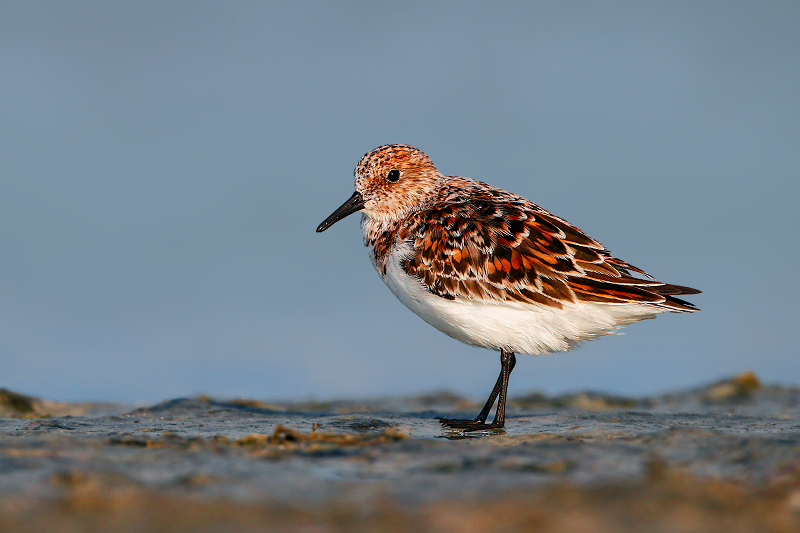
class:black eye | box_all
[387,169,400,182]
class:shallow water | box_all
[1,374,799,532]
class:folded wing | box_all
[400,185,700,312]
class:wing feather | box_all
[399,182,699,312]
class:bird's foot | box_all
[437,417,504,432]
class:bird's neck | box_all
[361,213,406,278]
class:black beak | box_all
[316,191,365,233]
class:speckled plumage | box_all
[317,144,699,430]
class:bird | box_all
[316,144,699,432]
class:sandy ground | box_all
[1,372,800,532]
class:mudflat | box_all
[1,372,799,533]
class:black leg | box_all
[438,349,516,432]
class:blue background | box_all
[1,2,798,402]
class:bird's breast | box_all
[362,215,402,279]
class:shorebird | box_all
[316,144,699,431]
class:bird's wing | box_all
[400,185,699,311]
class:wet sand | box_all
[1,372,800,532]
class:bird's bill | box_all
[316,191,365,233]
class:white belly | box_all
[381,245,662,355]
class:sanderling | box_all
[317,144,699,431]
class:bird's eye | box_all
[387,169,400,182]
